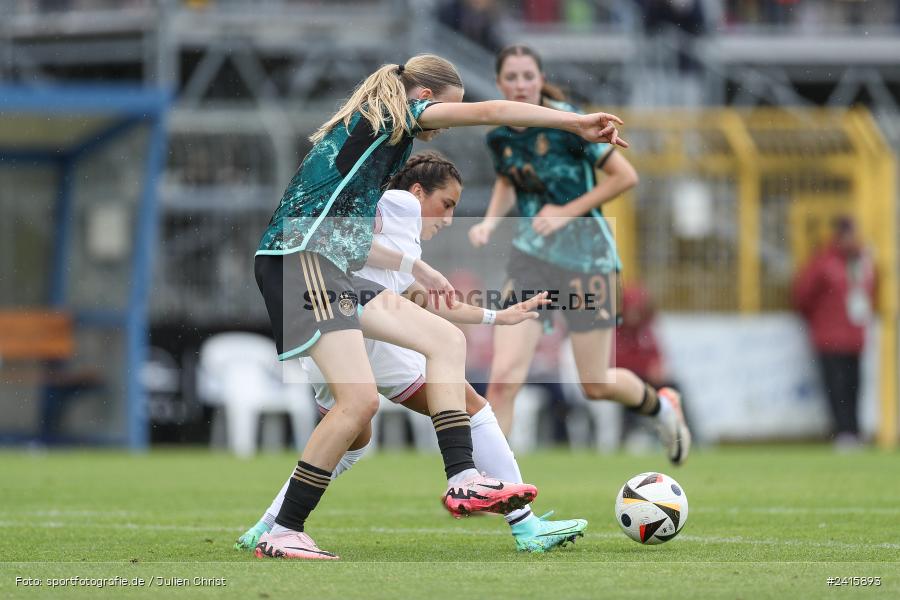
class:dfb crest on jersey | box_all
[338,291,358,317]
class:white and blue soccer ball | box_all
[615,472,688,545]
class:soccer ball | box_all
[614,472,688,545]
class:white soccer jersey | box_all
[302,189,427,410]
[354,188,422,295]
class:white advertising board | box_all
[655,314,880,442]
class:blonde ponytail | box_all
[310,55,463,147]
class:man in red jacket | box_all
[616,285,667,388]
[792,216,877,448]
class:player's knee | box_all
[334,390,380,423]
[357,393,380,422]
[425,321,466,363]
[487,379,522,404]
[489,362,527,390]
[581,381,613,400]
[465,393,488,415]
[446,326,467,361]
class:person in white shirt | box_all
[238,152,588,553]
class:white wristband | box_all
[481,309,497,325]
[399,254,416,274]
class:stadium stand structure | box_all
[1,0,896,446]
[4,0,898,327]
[0,84,169,448]
[599,108,897,446]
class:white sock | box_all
[269,523,296,536]
[264,442,371,523]
[263,479,290,529]
[448,468,480,486]
[471,404,524,484]
[333,442,370,479]
[469,404,532,524]
[507,508,534,526]
[262,512,277,529]
[656,394,674,421]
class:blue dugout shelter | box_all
[0,85,170,450]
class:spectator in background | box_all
[563,0,595,30]
[36,0,72,11]
[520,0,560,23]
[615,284,680,449]
[838,0,866,27]
[616,285,667,389]
[762,0,800,25]
[637,0,707,72]
[437,0,503,52]
[639,0,707,36]
[724,1,800,26]
[792,216,877,450]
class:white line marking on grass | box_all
[3,560,899,564]
[3,521,899,551]
[0,521,240,533]
[8,505,897,519]
[0,510,138,518]
[701,506,900,516]
[0,507,444,518]
[369,529,900,551]
[677,534,900,551]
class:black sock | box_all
[274,461,331,532]
[431,410,477,479]
[631,384,660,416]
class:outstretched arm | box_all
[403,283,548,326]
[418,101,628,147]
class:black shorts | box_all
[255,252,363,360]
[350,275,388,307]
[501,250,621,333]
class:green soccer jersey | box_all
[486,100,621,274]
[257,99,436,273]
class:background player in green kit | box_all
[252,53,630,560]
[468,45,692,466]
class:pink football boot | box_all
[442,474,538,518]
[254,530,339,560]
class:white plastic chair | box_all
[370,396,439,452]
[407,407,440,452]
[507,384,549,454]
[197,332,317,458]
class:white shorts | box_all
[301,338,426,414]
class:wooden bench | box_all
[0,310,74,361]
[0,310,103,441]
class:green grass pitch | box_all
[1,447,898,599]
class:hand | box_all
[576,112,629,148]
[411,259,456,309]
[468,221,494,248]
[532,204,574,236]
[495,291,550,325]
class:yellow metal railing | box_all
[599,107,898,448]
